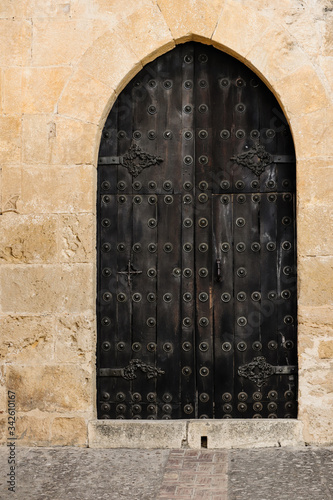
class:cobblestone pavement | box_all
[0,446,332,500]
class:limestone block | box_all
[1,167,22,215]
[298,256,333,307]
[0,264,93,313]
[298,205,333,257]
[4,67,71,115]
[88,420,187,448]
[292,109,327,158]
[283,7,322,60]
[298,305,333,336]
[0,214,58,263]
[319,56,333,93]
[0,418,6,445]
[115,2,174,64]
[297,159,333,206]
[60,214,94,263]
[50,117,98,166]
[0,315,55,364]
[277,65,330,116]
[300,405,333,444]
[300,366,333,396]
[319,340,333,359]
[21,165,95,213]
[55,312,95,363]
[51,417,87,446]
[15,414,51,446]
[7,365,92,412]
[213,1,271,61]
[32,19,107,66]
[0,365,5,411]
[187,420,303,449]
[158,0,224,42]
[80,30,141,92]
[322,10,333,56]
[246,26,308,86]
[22,115,52,164]
[0,19,31,66]
[58,68,115,125]
[0,117,21,164]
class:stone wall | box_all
[0,0,332,446]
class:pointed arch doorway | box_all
[96,42,297,420]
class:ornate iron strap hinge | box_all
[238,356,297,388]
[98,143,163,178]
[231,144,295,176]
[99,359,165,380]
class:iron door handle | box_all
[216,259,222,282]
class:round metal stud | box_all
[133,243,142,253]
[116,404,126,413]
[148,180,157,190]
[101,181,110,191]
[251,291,261,301]
[162,415,171,420]
[238,392,248,401]
[268,391,278,401]
[237,403,247,412]
[251,242,261,252]
[162,393,172,404]
[252,341,262,351]
[163,79,172,89]
[117,293,127,303]
[236,217,246,227]
[266,242,276,251]
[199,79,208,88]
[282,216,291,225]
[199,267,208,277]
[284,315,294,324]
[148,130,156,140]
[183,243,193,252]
[237,341,247,351]
[182,341,192,351]
[184,54,193,63]
[237,292,247,301]
[236,129,245,139]
[118,195,126,204]
[199,53,208,63]
[173,268,181,277]
[183,317,192,327]
[283,193,292,202]
[284,390,294,400]
[132,293,142,302]
[199,155,208,165]
[102,242,111,253]
[163,342,173,352]
[183,131,193,141]
[220,130,231,141]
[102,341,111,351]
[223,403,233,413]
[183,194,192,204]
[251,180,260,189]
[237,194,246,204]
[147,342,156,352]
[284,340,294,350]
[132,393,142,403]
[283,266,293,276]
[266,180,276,190]
[163,293,172,303]
[133,404,142,414]
[268,402,278,412]
[183,104,193,114]
[147,105,157,115]
[132,342,141,352]
[183,181,193,191]
[236,242,246,252]
[147,293,156,302]
[199,181,209,191]
[103,292,112,302]
[102,267,112,277]
[101,316,111,326]
[282,241,292,251]
[268,340,278,350]
[198,104,208,113]
[164,195,173,204]
[133,181,142,191]
[222,342,232,352]
[253,414,262,419]
[268,291,277,300]
[147,268,157,277]
[285,401,295,411]
[221,292,231,302]
[182,366,192,376]
[163,242,173,253]
[184,155,193,165]
[221,242,230,252]
[147,392,156,402]
[253,392,262,401]
[147,317,156,327]
[133,195,142,204]
[199,129,208,139]
[266,128,276,139]
[250,129,260,139]
[220,195,230,204]
[148,195,157,205]
[147,218,157,228]
[199,243,208,252]
[184,80,193,89]
[147,405,157,414]
[237,267,247,278]
[115,392,125,402]
[199,342,209,352]
[252,194,260,203]
[199,292,209,302]
[268,194,277,203]
[102,392,110,401]
[133,130,142,140]
[199,367,209,377]
[199,317,209,327]
[183,268,193,278]
[198,218,208,228]
[184,404,194,414]
[236,78,246,87]
[183,292,192,302]
[117,130,126,139]
[183,218,193,228]
[236,103,246,113]
[220,180,231,191]
[148,79,157,88]
[199,393,209,403]
[163,180,173,191]
[253,402,263,412]
[116,342,125,351]
[102,195,111,204]
[220,78,230,87]
[198,193,208,203]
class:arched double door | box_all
[97,43,297,420]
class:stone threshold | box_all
[88,419,304,449]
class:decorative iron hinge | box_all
[231,144,295,176]
[99,359,165,380]
[98,143,163,178]
[238,356,297,388]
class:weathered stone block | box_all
[298,256,333,307]
[58,68,115,125]
[15,414,51,446]
[0,117,21,164]
[298,205,333,256]
[292,109,327,158]
[51,417,87,446]
[0,417,6,445]
[1,167,21,215]
[300,405,333,444]
[0,19,31,66]
[88,420,187,448]
[318,340,333,359]
[60,214,94,263]
[7,365,92,412]
[22,114,52,165]
[0,315,55,364]
[297,159,333,206]
[0,214,58,263]
[0,264,93,313]
[21,165,95,213]
[55,313,95,363]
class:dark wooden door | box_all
[97,42,297,420]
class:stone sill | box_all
[88,419,304,449]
